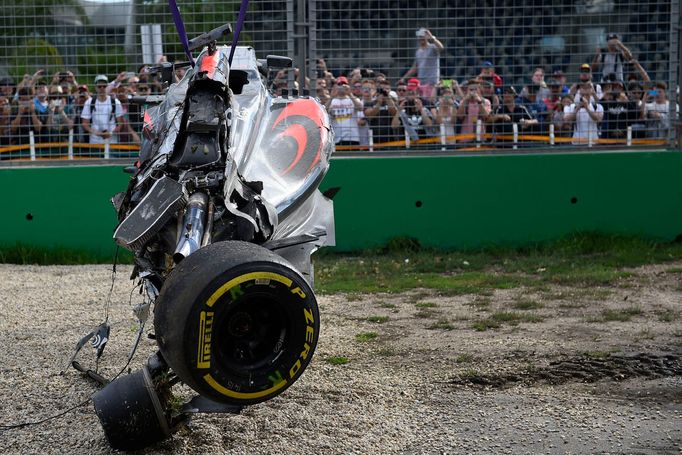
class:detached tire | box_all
[154,241,319,406]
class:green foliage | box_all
[0,243,132,265]
[366,315,389,323]
[428,318,455,330]
[325,356,349,365]
[600,307,643,322]
[455,353,474,363]
[355,332,378,342]
[512,299,545,310]
[315,233,682,295]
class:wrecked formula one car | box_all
[87,19,334,451]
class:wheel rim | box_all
[213,291,291,373]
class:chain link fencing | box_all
[0,0,678,160]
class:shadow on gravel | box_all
[451,352,682,389]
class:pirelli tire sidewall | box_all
[154,241,319,406]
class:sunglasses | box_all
[96,84,107,89]
[396,88,407,92]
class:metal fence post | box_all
[671,0,681,148]
[308,0,317,91]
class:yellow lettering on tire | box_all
[290,286,306,298]
[206,272,293,307]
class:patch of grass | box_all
[325,356,349,365]
[346,294,363,302]
[366,315,389,324]
[512,299,545,310]
[428,318,455,330]
[376,347,396,357]
[314,233,682,295]
[355,332,378,342]
[465,297,491,309]
[472,319,501,331]
[0,243,131,265]
[414,310,436,319]
[582,351,611,360]
[473,311,543,331]
[635,328,655,340]
[455,353,474,363]
[601,306,643,322]
[665,267,682,274]
[490,311,544,324]
[415,302,438,308]
[657,310,677,322]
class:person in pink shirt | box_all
[456,79,491,141]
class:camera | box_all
[317,69,325,79]
[377,88,388,96]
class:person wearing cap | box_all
[478,61,503,88]
[551,70,570,95]
[325,76,363,146]
[570,64,603,101]
[81,74,124,145]
[392,78,435,141]
[599,73,636,139]
[563,82,604,145]
[398,28,444,100]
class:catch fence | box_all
[0,0,679,161]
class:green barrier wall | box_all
[1,151,681,254]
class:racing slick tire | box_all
[154,240,319,406]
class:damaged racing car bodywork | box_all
[93,30,334,450]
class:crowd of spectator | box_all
[0,63,165,148]
[312,30,674,147]
[0,30,675,152]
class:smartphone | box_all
[649,90,658,97]
[441,79,453,88]
[125,72,136,78]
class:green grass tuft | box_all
[325,356,349,365]
[455,353,474,363]
[428,318,455,330]
[355,332,378,342]
[600,306,643,322]
[512,299,545,310]
[366,315,389,324]
[415,302,438,308]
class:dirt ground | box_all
[0,262,680,454]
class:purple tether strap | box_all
[228,0,250,65]
[168,0,195,67]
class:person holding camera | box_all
[456,79,491,142]
[591,33,637,82]
[46,85,74,142]
[391,78,435,142]
[81,74,124,145]
[10,87,42,145]
[325,76,363,146]
[563,83,604,145]
[364,79,399,143]
[430,85,458,139]
[399,28,444,100]
[641,81,670,139]
[600,74,636,139]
